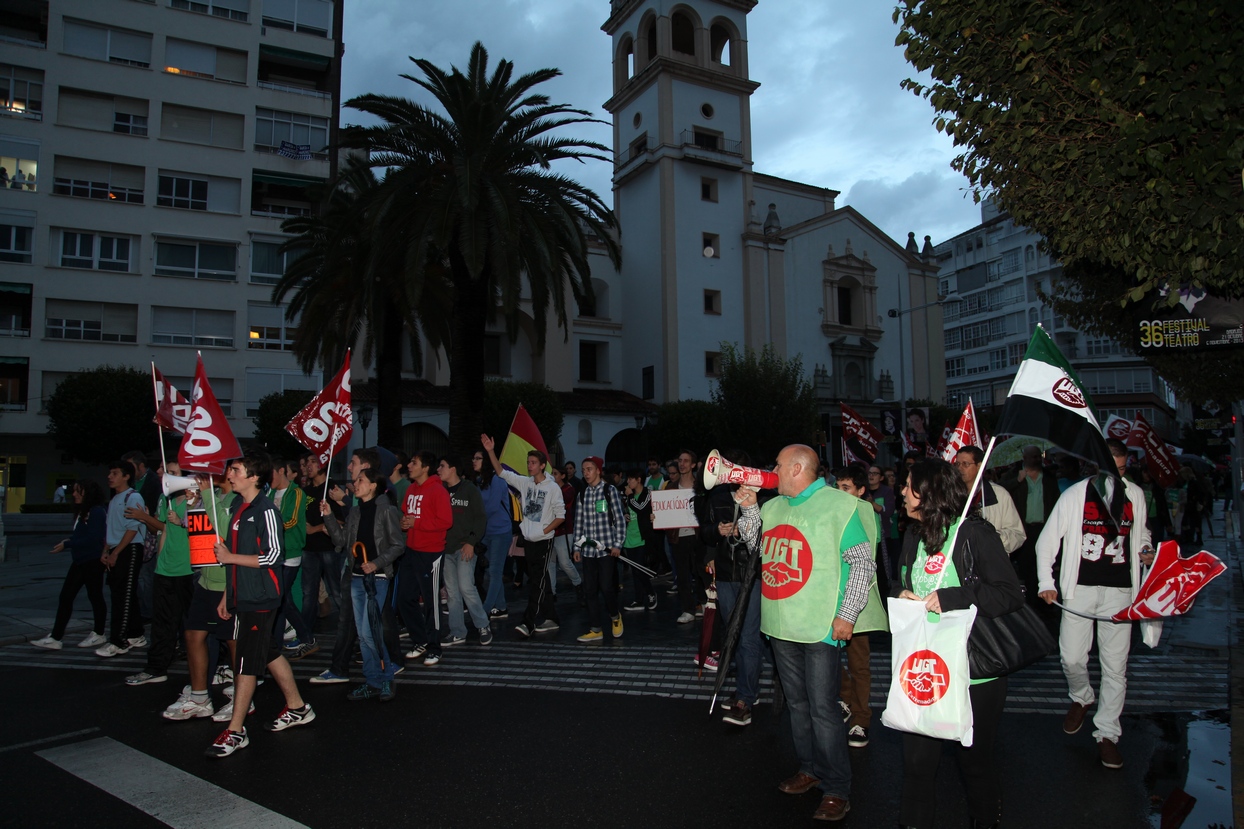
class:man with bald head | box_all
[735,445,886,822]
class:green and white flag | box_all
[994,326,1115,471]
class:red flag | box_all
[941,399,982,462]
[929,422,951,458]
[1110,540,1225,620]
[178,354,242,475]
[1126,414,1180,487]
[840,404,881,465]
[900,429,917,456]
[285,352,353,465]
[152,364,191,435]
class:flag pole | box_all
[151,362,168,475]
[206,475,224,541]
[322,431,338,504]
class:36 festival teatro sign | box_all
[1136,287,1244,351]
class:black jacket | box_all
[893,516,1024,622]
[323,493,405,580]
[226,491,284,612]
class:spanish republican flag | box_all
[499,404,551,474]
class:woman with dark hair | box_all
[895,459,1024,829]
[32,480,110,650]
[474,448,516,619]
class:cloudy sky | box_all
[339,0,984,246]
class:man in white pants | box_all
[1037,438,1154,770]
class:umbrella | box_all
[1176,453,1213,474]
[352,541,387,671]
[708,534,761,714]
[696,581,718,678]
[986,436,1058,468]
[1056,539,1225,622]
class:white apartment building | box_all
[0,0,340,508]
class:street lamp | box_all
[357,404,374,448]
[887,292,960,404]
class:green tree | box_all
[650,400,722,463]
[340,42,619,455]
[710,343,818,464]
[45,366,156,464]
[251,389,316,459]
[480,380,564,455]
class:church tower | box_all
[603,1,760,403]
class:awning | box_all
[259,44,331,69]
[0,283,32,295]
[252,171,324,189]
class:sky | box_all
[338,0,984,247]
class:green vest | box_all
[759,482,888,643]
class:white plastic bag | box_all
[881,597,977,747]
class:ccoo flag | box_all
[285,352,353,465]
[941,399,982,462]
[499,404,551,474]
[178,354,242,475]
[994,326,1114,472]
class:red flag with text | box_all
[152,364,191,435]
[178,354,242,475]
[285,352,353,465]
[840,404,881,465]
[940,400,982,462]
[1111,540,1225,620]
[1126,414,1180,488]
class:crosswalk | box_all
[0,637,1227,715]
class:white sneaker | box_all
[211,699,255,722]
[31,635,62,650]
[222,678,263,699]
[283,621,297,641]
[163,692,214,721]
[95,642,131,657]
[676,612,695,624]
[211,665,234,686]
[77,632,107,649]
[127,635,148,649]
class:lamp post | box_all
[357,404,374,448]
[887,292,960,405]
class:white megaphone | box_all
[162,473,200,497]
[702,449,779,490]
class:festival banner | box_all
[285,352,353,465]
[178,354,242,476]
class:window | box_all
[57,88,149,136]
[45,300,137,343]
[1008,342,1026,365]
[641,365,654,400]
[262,0,333,37]
[164,38,248,84]
[0,63,44,119]
[945,357,965,377]
[579,341,607,382]
[628,132,648,162]
[671,11,695,55]
[577,419,592,444]
[113,112,147,135]
[702,233,719,258]
[245,369,317,416]
[704,289,721,315]
[692,129,719,150]
[255,107,328,155]
[63,20,152,68]
[990,348,1007,371]
[152,307,235,347]
[57,230,135,271]
[1085,337,1124,357]
[705,351,722,377]
[158,171,240,213]
[251,239,301,285]
[701,177,718,202]
[170,0,251,22]
[837,286,853,326]
[155,239,236,280]
[248,302,296,350]
[0,357,29,411]
[998,248,1021,277]
[1,137,39,191]
[162,104,244,149]
[944,328,961,351]
[710,24,732,65]
[0,283,31,337]
[53,157,144,203]
[166,375,233,414]
[0,224,32,263]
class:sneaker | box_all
[622,601,646,612]
[1099,738,1124,769]
[127,635,148,649]
[95,642,131,658]
[666,586,679,595]
[838,700,852,723]
[423,653,441,667]
[223,679,262,698]
[718,697,737,712]
[405,644,427,660]
[611,615,623,637]
[77,631,107,649]
[577,629,604,643]
[514,623,532,639]
[211,665,234,686]
[489,608,509,619]
[31,635,62,651]
[442,635,466,647]
[723,700,753,727]
[266,703,315,732]
[282,638,301,652]
[646,593,659,611]
[348,684,381,702]
[125,671,167,686]
[848,725,869,748]
[211,699,255,722]
[393,665,406,676]
[310,670,349,685]
[534,620,560,633]
[379,681,396,702]
[283,620,297,641]
[288,640,319,661]
[478,627,493,646]
[694,605,704,619]
[676,612,695,624]
[692,653,719,672]
[205,728,248,759]
[163,693,214,721]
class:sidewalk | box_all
[0,532,94,646]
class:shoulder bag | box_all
[961,538,1056,679]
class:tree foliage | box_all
[480,380,564,453]
[711,344,819,465]
[45,365,157,464]
[650,400,722,463]
[251,389,316,460]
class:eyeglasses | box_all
[954,460,978,468]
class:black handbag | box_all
[961,538,1056,679]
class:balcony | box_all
[0,0,48,49]
[251,170,321,219]
[679,129,742,156]
[258,45,331,101]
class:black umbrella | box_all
[352,541,387,671]
[708,514,761,715]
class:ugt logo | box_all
[923,553,946,575]
[899,649,950,706]
[760,524,814,600]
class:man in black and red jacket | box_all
[206,451,315,759]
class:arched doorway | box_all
[605,428,645,469]
[401,422,449,458]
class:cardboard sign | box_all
[651,489,699,530]
[186,506,221,568]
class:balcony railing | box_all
[258,80,331,100]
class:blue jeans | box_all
[547,535,581,594]
[443,548,490,639]
[716,580,764,706]
[481,532,512,613]
[771,638,850,798]
[350,576,395,687]
[302,548,344,633]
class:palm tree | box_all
[341,41,620,454]
[274,160,450,447]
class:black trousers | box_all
[626,543,653,602]
[52,560,107,640]
[672,533,707,613]
[107,543,144,646]
[899,676,1008,828]
[581,556,619,630]
[144,573,194,676]
[521,539,558,629]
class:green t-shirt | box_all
[623,500,644,549]
[155,496,192,577]
[907,518,992,684]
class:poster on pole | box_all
[651,489,699,530]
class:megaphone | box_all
[702,449,779,490]
[162,473,200,497]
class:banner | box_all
[841,403,881,465]
[178,354,242,476]
[152,365,191,435]
[941,400,982,462]
[185,506,220,568]
[285,352,353,465]
[651,489,699,530]
[880,408,903,444]
[1126,414,1180,488]
[1136,288,1244,352]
